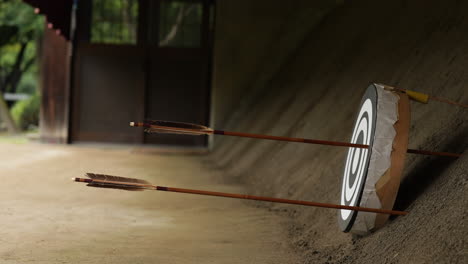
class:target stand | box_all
[338,83,410,235]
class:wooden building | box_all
[26,0,215,146]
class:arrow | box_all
[130,120,462,158]
[74,173,408,216]
[382,85,468,108]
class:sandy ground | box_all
[0,142,299,264]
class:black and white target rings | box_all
[338,83,411,235]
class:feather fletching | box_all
[86,182,146,191]
[84,173,152,191]
[146,120,210,130]
[86,173,151,184]
[143,120,213,135]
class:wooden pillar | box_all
[39,24,71,143]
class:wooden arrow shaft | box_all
[406,148,461,158]
[213,130,370,149]
[134,122,370,149]
[429,95,468,108]
[73,177,408,216]
[132,122,462,158]
[156,186,408,215]
[213,130,461,158]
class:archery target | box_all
[338,85,377,232]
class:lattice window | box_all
[158,1,202,47]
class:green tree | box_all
[0,0,43,133]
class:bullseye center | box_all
[352,148,360,174]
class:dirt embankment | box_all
[209,0,468,263]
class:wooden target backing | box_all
[374,87,410,229]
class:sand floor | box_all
[0,142,299,264]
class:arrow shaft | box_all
[133,122,462,158]
[214,130,461,157]
[136,122,370,149]
[73,177,407,216]
[157,186,407,215]
[213,130,369,149]
[406,148,461,158]
[429,95,468,108]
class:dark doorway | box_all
[143,0,213,146]
[71,0,214,146]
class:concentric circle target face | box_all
[338,85,377,232]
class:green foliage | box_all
[0,0,43,41]
[0,0,43,131]
[0,24,18,46]
[0,0,44,94]
[89,0,202,46]
[91,0,138,44]
[17,71,36,94]
[11,92,40,130]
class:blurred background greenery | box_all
[0,0,44,133]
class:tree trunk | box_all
[0,91,19,134]
[2,42,28,94]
